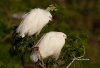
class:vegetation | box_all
[0,0,100,68]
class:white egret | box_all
[30,31,67,63]
[16,8,52,38]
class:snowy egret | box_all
[16,8,52,38]
[30,31,67,63]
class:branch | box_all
[21,52,25,68]
[66,46,85,68]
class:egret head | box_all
[49,15,52,21]
[57,32,67,39]
[46,12,52,21]
[63,34,67,39]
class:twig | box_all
[66,46,85,68]
[38,53,45,68]
[32,34,46,48]
[31,35,45,68]
[32,47,45,68]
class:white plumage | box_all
[30,31,67,62]
[16,8,52,38]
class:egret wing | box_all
[16,9,39,35]
[37,32,57,58]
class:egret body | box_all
[16,8,52,38]
[30,31,67,62]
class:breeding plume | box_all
[30,31,67,62]
[16,8,52,38]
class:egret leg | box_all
[33,47,45,68]
[28,36,34,48]
[54,60,58,65]
[38,59,45,68]
[20,38,25,68]
[39,51,45,68]
[53,60,59,68]
[30,36,34,45]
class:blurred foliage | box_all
[14,37,30,54]
[60,32,87,67]
[39,32,88,68]
[0,0,100,68]
[0,62,20,68]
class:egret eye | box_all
[63,35,67,39]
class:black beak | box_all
[67,35,71,39]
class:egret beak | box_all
[65,36,67,39]
[66,35,70,39]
